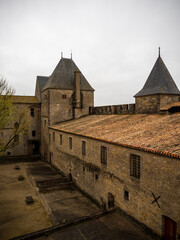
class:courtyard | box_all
[0,159,159,240]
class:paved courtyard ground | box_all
[0,160,159,240]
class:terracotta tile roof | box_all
[160,102,180,111]
[12,96,40,104]
[50,114,180,159]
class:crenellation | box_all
[92,103,136,115]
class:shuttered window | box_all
[130,154,140,179]
[101,146,107,165]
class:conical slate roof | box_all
[42,58,94,92]
[134,56,180,97]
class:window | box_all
[130,154,140,179]
[44,120,46,127]
[101,146,107,165]
[49,134,51,144]
[30,108,34,117]
[60,134,62,145]
[53,132,55,142]
[82,141,86,155]
[95,173,98,180]
[32,131,36,137]
[69,137,72,150]
[124,190,129,200]
[62,94,66,99]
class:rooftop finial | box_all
[158,47,160,57]
[71,50,72,60]
[61,52,63,59]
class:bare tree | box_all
[0,78,28,154]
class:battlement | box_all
[90,104,135,115]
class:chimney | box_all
[74,70,81,108]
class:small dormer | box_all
[134,49,180,113]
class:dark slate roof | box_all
[42,58,94,92]
[35,76,49,101]
[134,56,180,97]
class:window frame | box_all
[60,134,62,145]
[101,146,107,165]
[130,154,141,179]
[69,137,72,150]
[62,94,66,99]
[32,130,36,137]
[30,108,34,117]
[82,140,86,156]
[124,190,129,200]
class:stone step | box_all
[36,177,69,185]
[39,181,74,192]
[36,178,69,188]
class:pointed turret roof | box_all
[134,55,180,97]
[42,58,94,92]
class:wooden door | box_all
[163,216,177,240]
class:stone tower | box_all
[134,51,180,113]
[40,57,94,161]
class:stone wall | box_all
[135,94,180,113]
[135,95,160,114]
[41,89,94,161]
[1,102,41,156]
[49,128,180,238]
[91,104,135,115]
[41,90,50,161]
[160,94,180,109]
[74,91,94,118]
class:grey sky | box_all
[0,0,180,106]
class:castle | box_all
[1,51,180,239]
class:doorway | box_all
[28,141,40,155]
[69,173,72,181]
[163,216,177,240]
[108,193,114,209]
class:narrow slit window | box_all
[82,141,86,155]
[32,131,36,137]
[101,146,107,165]
[30,108,34,117]
[69,137,72,150]
[60,134,62,145]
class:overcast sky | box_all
[0,0,180,106]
